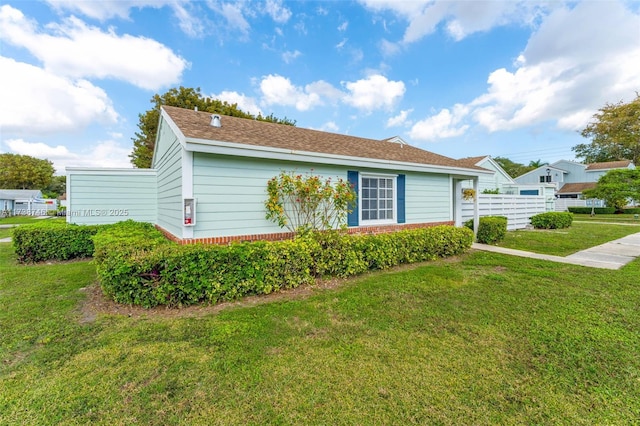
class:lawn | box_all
[498,220,640,256]
[573,213,640,224]
[1,226,640,425]
[0,216,65,239]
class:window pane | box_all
[360,176,395,222]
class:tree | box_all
[528,159,547,169]
[494,157,531,178]
[572,94,640,165]
[42,175,66,198]
[583,169,640,211]
[0,153,54,190]
[130,86,296,168]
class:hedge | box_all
[464,216,508,244]
[567,207,616,214]
[12,220,110,263]
[530,212,573,229]
[11,220,164,263]
[93,224,474,308]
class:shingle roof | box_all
[0,189,42,200]
[457,156,488,168]
[586,160,633,170]
[557,182,597,194]
[162,106,485,171]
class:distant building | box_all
[514,160,635,199]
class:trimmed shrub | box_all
[568,207,616,214]
[464,216,508,244]
[530,212,573,229]
[12,220,108,263]
[622,207,640,214]
[94,224,474,308]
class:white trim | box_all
[66,173,71,223]
[160,107,187,148]
[65,167,157,176]
[359,173,397,226]
[185,137,491,177]
[181,149,194,239]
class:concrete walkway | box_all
[472,232,640,270]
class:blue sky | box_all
[1,0,639,174]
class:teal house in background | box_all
[67,106,490,244]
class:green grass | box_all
[572,213,640,223]
[1,239,640,424]
[0,216,65,225]
[499,221,640,256]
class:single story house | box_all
[514,160,635,203]
[67,105,492,243]
[0,189,48,216]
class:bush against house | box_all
[93,223,473,308]
[265,171,357,234]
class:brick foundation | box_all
[155,221,455,246]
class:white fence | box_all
[462,194,549,230]
[554,198,606,211]
[554,199,585,212]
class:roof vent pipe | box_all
[210,114,221,128]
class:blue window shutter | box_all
[397,174,406,224]
[347,171,359,226]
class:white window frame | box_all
[359,173,398,225]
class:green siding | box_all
[154,118,183,237]
[68,172,156,225]
[192,153,454,238]
[405,173,452,222]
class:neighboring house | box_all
[514,160,635,200]
[67,105,492,243]
[0,189,45,216]
[458,156,555,197]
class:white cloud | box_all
[219,2,251,37]
[322,121,340,132]
[0,5,187,90]
[212,91,263,116]
[260,75,333,111]
[336,38,347,49]
[338,21,348,31]
[44,0,207,37]
[410,105,470,141]
[5,138,131,173]
[282,50,302,64]
[342,75,405,112]
[264,0,292,24]
[470,1,640,133]
[305,81,344,103]
[44,0,167,20]
[359,0,549,44]
[386,109,413,128]
[172,2,207,38]
[0,57,119,135]
[380,39,401,56]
